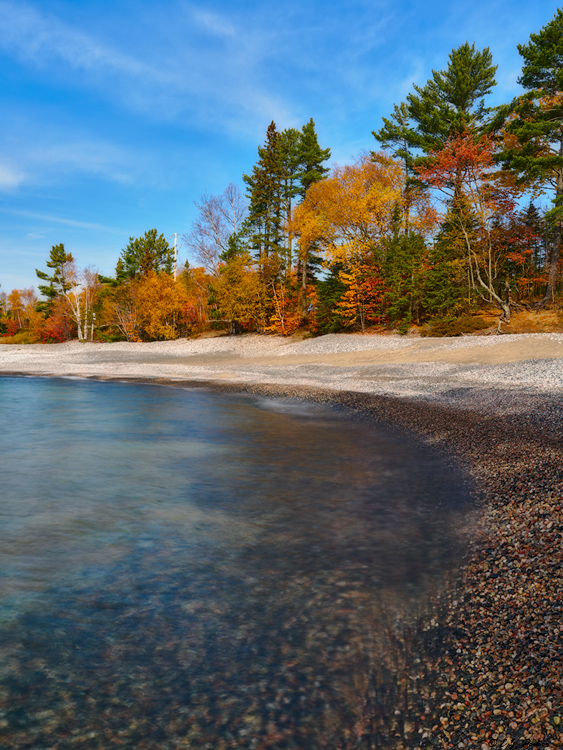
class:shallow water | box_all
[0,376,471,749]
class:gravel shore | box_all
[1,332,563,407]
[1,333,562,748]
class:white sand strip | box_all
[1,333,562,409]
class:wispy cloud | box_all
[0,207,123,234]
[0,0,399,139]
[0,0,295,137]
[0,1,153,79]
[0,109,158,190]
[0,163,25,191]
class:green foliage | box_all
[243,121,285,262]
[35,243,74,312]
[374,43,497,167]
[119,229,174,279]
[517,8,563,94]
[408,43,497,145]
[243,119,331,274]
[383,226,427,328]
[495,8,563,302]
[314,266,347,333]
[421,240,466,320]
[298,118,331,197]
[220,230,247,263]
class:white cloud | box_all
[188,6,237,37]
[0,164,24,191]
[0,1,153,79]
[1,208,123,234]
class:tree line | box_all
[2,10,563,343]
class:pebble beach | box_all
[1,332,562,749]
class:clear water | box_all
[0,376,470,749]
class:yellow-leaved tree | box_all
[101,272,190,341]
[212,252,267,333]
[291,154,404,329]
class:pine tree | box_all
[495,9,563,303]
[314,265,347,333]
[297,118,331,198]
[243,119,331,321]
[520,201,549,277]
[408,43,497,150]
[119,229,174,279]
[374,43,497,322]
[36,244,74,313]
[243,121,285,267]
[278,127,303,270]
[383,208,427,329]
[374,43,497,163]
[295,119,331,314]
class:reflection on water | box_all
[0,376,471,748]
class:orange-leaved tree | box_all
[336,260,386,332]
[416,132,521,325]
[101,272,191,341]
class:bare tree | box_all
[62,262,101,340]
[183,183,247,276]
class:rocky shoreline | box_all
[159,378,562,750]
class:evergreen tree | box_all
[243,121,284,266]
[243,119,331,320]
[495,9,563,303]
[36,243,74,313]
[295,118,331,313]
[374,43,497,163]
[297,118,331,197]
[374,43,497,320]
[520,201,549,277]
[314,264,347,333]
[119,229,174,279]
[219,231,248,263]
[408,43,497,150]
[278,127,303,270]
[383,209,427,329]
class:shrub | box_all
[422,315,489,337]
[0,331,40,345]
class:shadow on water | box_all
[0,376,475,749]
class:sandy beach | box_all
[1,332,562,748]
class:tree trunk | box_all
[541,137,563,306]
[301,252,308,319]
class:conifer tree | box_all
[295,118,331,312]
[374,43,497,165]
[495,9,563,303]
[278,127,303,269]
[520,201,549,279]
[297,118,331,197]
[374,43,497,319]
[119,229,174,279]
[243,121,284,266]
[36,244,75,313]
[243,119,331,319]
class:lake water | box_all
[0,376,471,749]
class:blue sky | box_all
[0,0,560,292]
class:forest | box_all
[2,9,563,343]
